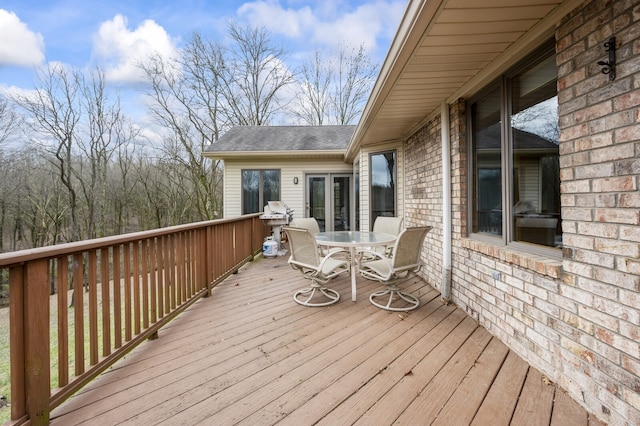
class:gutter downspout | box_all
[441,101,452,303]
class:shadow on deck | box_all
[49,253,603,425]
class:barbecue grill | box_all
[259,201,293,256]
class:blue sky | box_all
[0,0,406,95]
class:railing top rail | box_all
[6,211,269,424]
[0,214,262,268]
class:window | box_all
[470,42,561,249]
[242,169,280,214]
[354,160,360,231]
[370,150,396,228]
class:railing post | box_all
[9,265,25,422]
[201,226,213,296]
[203,225,211,296]
[2,215,267,422]
[11,259,51,424]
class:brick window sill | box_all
[461,237,563,280]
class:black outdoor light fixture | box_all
[597,36,616,81]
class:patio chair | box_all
[358,226,432,311]
[289,217,344,258]
[289,217,321,234]
[283,226,349,307]
[374,216,403,255]
[360,216,404,260]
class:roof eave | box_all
[345,0,444,162]
[203,150,348,161]
[346,0,584,163]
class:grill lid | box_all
[260,201,292,222]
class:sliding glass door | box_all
[306,173,351,231]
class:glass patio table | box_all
[315,231,396,302]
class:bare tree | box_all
[0,96,21,252]
[0,147,65,251]
[11,64,141,244]
[76,68,140,238]
[140,55,220,220]
[294,45,377,125]
[0,148,29,251]
[0,95,21,146]
[292,44,377,125]
[139,25,296,221]
[219,23,296,126]
[331,44,377,125]
[111,127,139,234]
[292,50,332,125]
[23,155,66,248]
[131,151,196,228]
[511,97,559,143]
[12,63,82,242]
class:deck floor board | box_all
[471,350,530,425]
[50,253,601,425]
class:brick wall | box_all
[556,0,640,423]
[403,1,640,424]
[405,118,443,288]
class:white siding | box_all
[517,159,540,212]
[222,158,352,218]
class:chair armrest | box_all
[318,248,349,268]
[356,249,385,267]
[358,257,393,281]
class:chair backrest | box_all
[373,216,403,236]
[283,226,320,268]
[391,226,432,271]
[289,217,321,234]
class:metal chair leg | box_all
[369,284,419,312]
[294,281,340,307]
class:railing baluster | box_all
[157,237,164,318]
[169,235,176,310]
[100,248,111,357]
[132,241,141,335]
[163,236,171,313]
[2,215,269,423]
[149,238,158,324]
[184,232,189,301]
[178,232,185,304]
[113,245,122,349]
[174,233,181,305]
[123,243,132,342]
[88,250,98,366]
[141,239,149,329]
[187,230,194,297]
[57,256,69,387]
[73,253,84,376]
[207,226,214,290]
[182,232,189,298]
[9,264,26,421]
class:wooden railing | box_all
[0,214,270,425]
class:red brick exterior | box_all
[403,1,640,424]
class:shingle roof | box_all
[204,125,356,154]
[476,124,559,151]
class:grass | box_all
[0,284,131,424]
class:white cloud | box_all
[236,0,405,54]
[0,83,36,100]
[92,14,178,84]
[314,2,400,51]
[237,1,315,38]
[0,9,45,67]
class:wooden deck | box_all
[49,253,604,425]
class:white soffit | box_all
[347,0,583,159]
